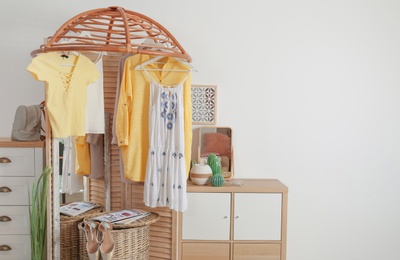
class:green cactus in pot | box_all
[207,154,224,186]
[207,153,217,164]
[209,159,221,176]
[211,173,224,187]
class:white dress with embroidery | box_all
[144,81,187,212]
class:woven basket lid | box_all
[31,6,191,61]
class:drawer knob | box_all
[0,216,11,222]
[0,186,12,193]
[0,245,12,251]
[0,157,11,163]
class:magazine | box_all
[60,201,100,217]
[91,209,150,224]
[112,212,151,225]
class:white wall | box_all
[2,0,400,259]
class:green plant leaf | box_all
[29,165,52,260]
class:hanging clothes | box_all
[112,53,134,145]
[87,133,104,179]
[112,53,134,183]
[116,55,193,182]
[74,133,104,178]
[144,81,187,211]
[60,137,84,194]
[75,135,91,175]
[86,56,105,133]
[27,52,99,138]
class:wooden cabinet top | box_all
[187,179,288,193]
[0,137,45,148]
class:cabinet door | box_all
[234,193,282,240]
[183,192,230,240]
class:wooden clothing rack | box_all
[31,6,191,62]
[32,6,191,260]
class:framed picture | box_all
[191,85,217,125]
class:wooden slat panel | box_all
[149,252,172,259]
[151,225,173,234]
[151,241,172,250]
[130,182,174,259]
[87,53,174,259]
[151,246,173,254]
[151,236,173,244]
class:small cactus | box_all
[211,173,224,187]
[207,153,218,167]
[207,153,221,175]
[208,154,224,186]
[209,160,221,176]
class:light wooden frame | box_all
[191,85,218,125]
[197,126,234,179]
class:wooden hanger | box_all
[136,39,197,72]
[135,55,192,85]
[135,56,192,72]
[135,55,198,73]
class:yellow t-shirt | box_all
[116,55,192,182]
[27,53,99,138]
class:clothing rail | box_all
[30,6,192,62]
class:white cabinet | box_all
[178,179,288,260]
[183,192,231,240]
[0,138,44,260]
[234,193,282,241]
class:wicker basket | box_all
[79,211,160,260]
[60,202,102,260]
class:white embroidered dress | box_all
[144,81,187,212]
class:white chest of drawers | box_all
[0,138,44,260]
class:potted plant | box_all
[207,153,224,187]
[28,166,51,260]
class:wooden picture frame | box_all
[191,85,217,125]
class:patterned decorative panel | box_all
[191,85,217,125]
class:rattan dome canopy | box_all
[31,6,191,61]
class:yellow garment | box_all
[27,53,99,138]
[75,135,91,176]
[116,55,192,182]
